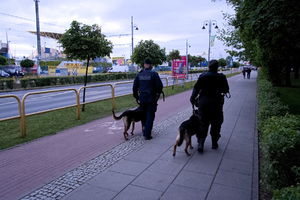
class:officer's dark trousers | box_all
[140,102,157,138]
[197,96,224,143]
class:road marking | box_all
[84,121,123,134]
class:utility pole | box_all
[34,0,41,75]
[6,29,10,66]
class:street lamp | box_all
[186,39,191,75]
[202,20,218,66]
[131,16,138,71]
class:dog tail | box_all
[177,128,185,147]
[112,110,124,120]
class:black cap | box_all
[144,58,152,65]
[209,59,218,71]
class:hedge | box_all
[260,114,300,190]
[0,79,14,90]
[257,70,300,199]
[1,72,138,90]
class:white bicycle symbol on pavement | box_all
[84,121,123,134]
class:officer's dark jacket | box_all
[190,71,229,101]
[133,68,163,103]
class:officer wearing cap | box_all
[133,58,163,140]
[190,59,229,152]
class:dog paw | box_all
[185,151,191,156]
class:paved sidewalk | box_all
[0,71,258,200]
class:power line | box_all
[0,11,66,28]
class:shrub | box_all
[35,77,52,87]
[5,79,14,89]
[28,78,36,87]
[0,80,4,90]
[260,114,300,190]
[273,184,300,200]
[20,79,28,88]
[257,79,288,130]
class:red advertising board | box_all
[112,57,125,65]
[172,56,187,78]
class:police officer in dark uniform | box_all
[190,60,229,152]
[133,58,163,140]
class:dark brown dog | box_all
[173,109,199,156]
[112,107,142,140]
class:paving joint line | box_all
[20,106,192,200]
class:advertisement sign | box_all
[112,57,125,65]
[172,56,187,77]
[126,59,132,66]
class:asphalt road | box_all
[0,74,202,119]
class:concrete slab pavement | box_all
[0,71,258,200]
[61,72,258,200]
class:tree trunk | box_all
[82,56,90,112]
[294,65,299,79]
[285,66,291,87]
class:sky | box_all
[0,0,235,61]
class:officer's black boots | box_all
[197,138,205,152]
[211,134,221,149]
[211,141,219,149]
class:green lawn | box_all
[276,75,300,115]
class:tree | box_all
[20,59,35,68]
[188,55,205,67]
[233,61,240,68]
[218,58,227,68]
[0,55,7,66]
[219,0,300,86]
[132,40,167,68]
[59,20,113,111]
[167,50,181,62]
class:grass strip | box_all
[0,72,241,150]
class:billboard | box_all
[112,57,125,66]
[172,56,187,77]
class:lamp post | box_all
[202,20,218,66]
[131,16,138,71]
[186,39,191,75]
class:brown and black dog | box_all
[112,107,143,140]
[173,109,200,156]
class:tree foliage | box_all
[167,49,181,61]
[0,55,7,65]
[20,59,35,68]
[188,55,205,67]
[219,0,300,86]
[132,40,167,68]
[59,20,113,111]
[218,58,227,67]
[59,21,113,61]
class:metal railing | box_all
[0,95,23,135]
[21,88,80,137]
[0,75,200,137]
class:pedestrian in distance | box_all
[190,60,230,152]
[246,67,251,79]
[242,67,246,78]
[133,58,164,140]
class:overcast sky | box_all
[0,0,235,61]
